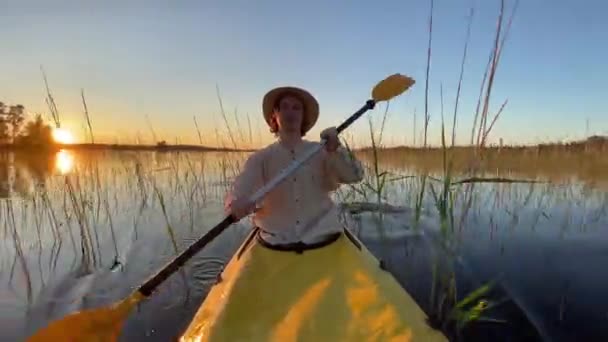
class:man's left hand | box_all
[320,126,340,153]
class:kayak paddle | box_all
[26,73,415,341]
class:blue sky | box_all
[1,0,606,147]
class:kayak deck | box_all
[180,229,447,341]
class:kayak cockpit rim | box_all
[255,230,342,254]
[235,226,363,256]
[236,227,260,259]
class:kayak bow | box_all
[180,228,447,341]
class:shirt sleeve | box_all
[224,151,264,215]
[322,145,364,191]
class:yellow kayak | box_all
[180,228,447,342]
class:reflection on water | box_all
[0,152,13,198]
[0,150,75,198]
[55,150,74,175]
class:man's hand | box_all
[228,197,256,220]
[320,126,340,153]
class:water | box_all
[0,149,606,341]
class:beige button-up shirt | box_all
[225,139,364,244]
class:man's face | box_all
[273,95,304,134]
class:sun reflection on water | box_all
[55,150,75,175]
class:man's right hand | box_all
[228,197,256,220]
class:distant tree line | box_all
[0,101,55,148]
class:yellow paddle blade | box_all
[27,291,144,342]
[371,73,415,102]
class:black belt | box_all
[255,230,342,254]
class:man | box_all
[225,85,364,247]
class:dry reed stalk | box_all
[145,114,158,143]
[65,176,95,270]
[40,66,61,128]
[452,6,475,148]
[193,116,204,145]
[476,0,506,148]
[6,201,33,305]
[481,99,508,146]
[31,196,46,287]
[81,89,94,144]
[246,112,253,148]
[103,187,119,262]
[470,53,492,147]
[413,107,417,146]
[475,0,519,152]
[423,0,434,148]
[233,107,245,146]
[216,84,238,150]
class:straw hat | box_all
[262,86,319,134]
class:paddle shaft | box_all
[336,99,376,134]
[137,99,376,297]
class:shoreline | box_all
[0,143,256,153]
[0,135,605,153]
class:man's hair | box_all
[269,92,307,136]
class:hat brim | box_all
[262,86,319,134]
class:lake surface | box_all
[0,149,606,341]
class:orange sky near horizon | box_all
[20,89,408,150]
[52,111,381,150]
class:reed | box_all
[347,0,529,336]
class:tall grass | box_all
[347,0,527,335]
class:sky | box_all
[1,0,607,148]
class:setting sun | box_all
[52,128,75,144]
